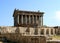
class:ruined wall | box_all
[47,40,60,43]
[0,26,56,36]
[0,33,46,43]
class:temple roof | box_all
[13,9,44,17]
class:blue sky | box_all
[0,0,60,26]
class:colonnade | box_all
[17,14,43,26]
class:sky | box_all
[0,0,60,26]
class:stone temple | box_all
[13,9,43,27]
[0,9,60,43]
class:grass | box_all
[51,35,60,40]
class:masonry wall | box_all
[47,40,60,43]
[0,33,46,43]
[0,26,56,36]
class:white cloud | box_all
[54,11,60,20]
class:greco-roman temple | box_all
[13,9,43,27]
[0,9,57,36]
[13,9,56,36]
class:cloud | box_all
[54,11,60,20]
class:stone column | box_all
[29,15,31,24]
[21,15,23,24]
[25,15,27,24]
[30,16,32,24]
[17,15,19,24]
[39,29,41,35]
[49,28,51,36]
[40,17,42,26]
[39,16,41,26]
[41,16,43,26]
[36,15,37,24]
[53,29,55,35]
[44,28,46,36]
[33,15,34,24]
[37,16,40,27]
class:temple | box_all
[13,9,44,27]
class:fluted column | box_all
[44,29,46,36]
[39,16,41,26]
[30,15,32,24]
[36,15,37,24]
[49,28,51,35]
[40,17,42,26]
[53,29,55,35]
[29,15,31,24]
[21,15,23,24]
[33,15,34,24]
[17,15,19,24]
[39,29,41,35]
[41,16,43,26]
[25,15,27,24]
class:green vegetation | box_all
[52,35,60,40]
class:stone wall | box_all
[0,26,56,36]
[47,40,60,43]
[0,33,46,43]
